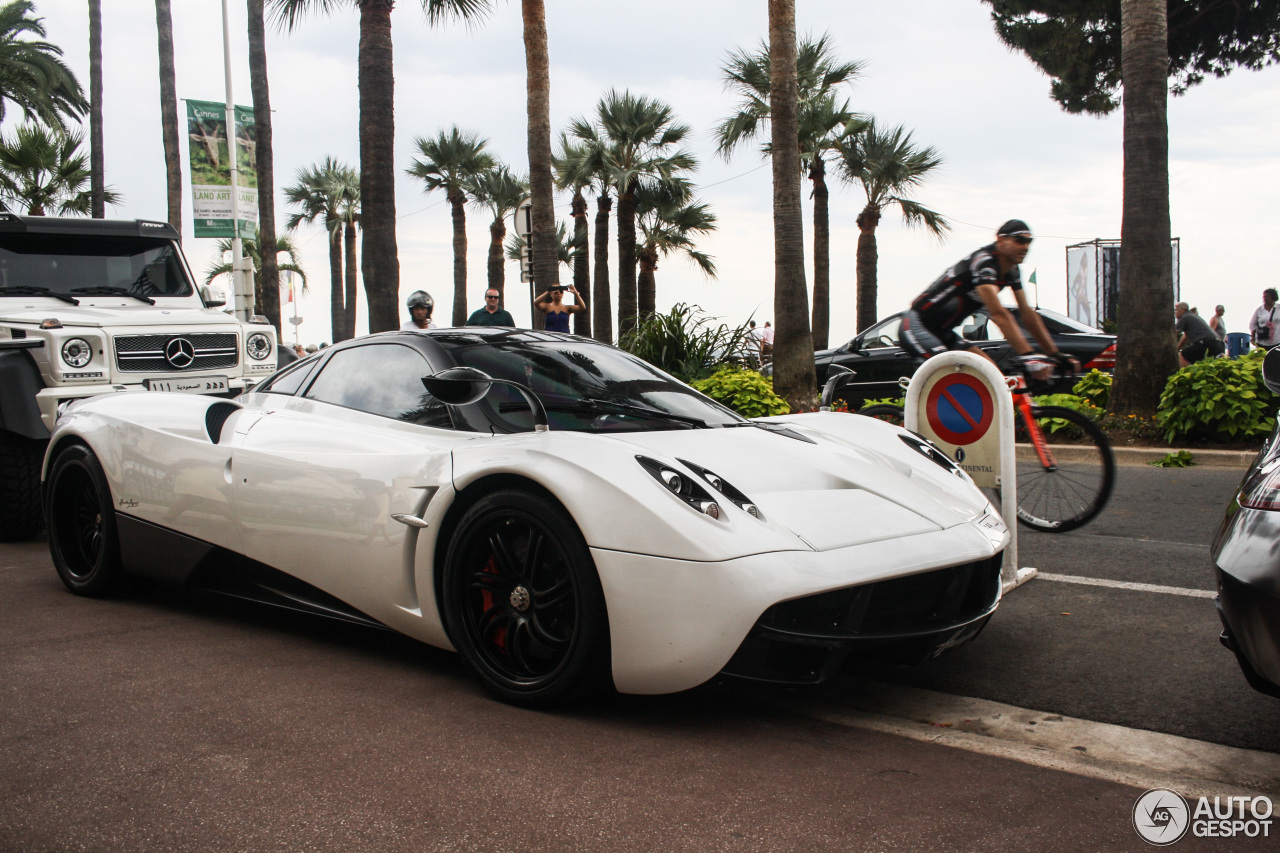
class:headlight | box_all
[246,333,272,361]
[636,456,723,520]
[678,458,766,521]
[61,338,93,367]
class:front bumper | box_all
[592,521,1006,695]
[38,376,259,431]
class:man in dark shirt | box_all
[1176,301,1224,366]
[901,219,1072,381]
[466,288,516,327]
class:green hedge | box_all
[691,366,789,418]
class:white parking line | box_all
[1039,572,1215,599]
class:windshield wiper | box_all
[576,397,708,428]
[71,286,156,305]
[0,285,79,305]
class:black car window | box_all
[304,343,453,429]
[258,355,320,395]
[0,234,194,297]
[960,313,993,341]
[859,316,902,349]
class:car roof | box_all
[0,213,179,239]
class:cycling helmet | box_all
[406,290,434,312]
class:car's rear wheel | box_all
[46,444,127,597]
[0,430,45,542]
[442,489,610,707]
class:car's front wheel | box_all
[46,443,127,597]
[442,489,610,707]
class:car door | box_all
[230,342,457,623]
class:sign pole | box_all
[220,0,252,322]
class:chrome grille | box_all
[113,333,239,372]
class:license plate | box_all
[144,376,229,394]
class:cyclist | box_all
[900,219,1076,383]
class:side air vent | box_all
[205,401,242,444]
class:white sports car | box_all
[43,329,1009,706]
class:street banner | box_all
[186,99,258,239]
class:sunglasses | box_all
[485,294,499,299]
[1010,235,1033,246]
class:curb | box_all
[1018,444,1258,468]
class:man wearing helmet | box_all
[401,290,437,331]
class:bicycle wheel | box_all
[857,404,905,427]
[1012,405,1115,532]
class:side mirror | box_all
[820,364,856,411]
[422,367,550,431]
[1263,348,1280,396]
[201,284,227,308]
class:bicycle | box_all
[851,357,1115,533]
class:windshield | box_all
[442,337,746,433]
[0,234,194,298]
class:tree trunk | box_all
[855,203,881,332]
[768,0,816,411]
[571,188,591,337]
[155,0,181,237]
[343,219,357,339]
[328,220,343,343]
[1110,0,1176,416]
[638,246,658,324]
[488,217,506,306]
[523,0,558,327]
[247,0,280,332]
[592,192,612,343]
[358,0,400,333]
[88,0,104,219]
[449,188,468,326]
[810,156,830,349]
[616,181,638,336]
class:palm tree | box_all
[0,124,119,215]
[552,144,592,338]
[154,0,181,235]
[247,0,281,332]
[767,0,816,410]
[634,180,717,317]
[337,180,360,339]
[555,133,611,342]
[406,127,495,326]
[521,0,559,314]
[0,0,86,130]
[283,158,355,342]
[506,220,579,277]
[271,0,495,334]
[205,230,307,310]
[835,121,948,332]
[1110,0,1177,416]
[567,90,696,337]
[467,164,528,309]
[716,34,864,350]
[87,0,103,218]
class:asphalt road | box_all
[2,462,1277,852]
[837,463,1280,753]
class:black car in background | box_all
[812,306,1117,407]
[1212,347,1280,699]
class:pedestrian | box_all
[1209,304,1227,341]
[533,284,586,332]
[400,290,437,331]
[1175,301,1224,367]
[1250,289,1280,350]
[466,288,516,327]
[760,321,775,365]
[293,343,305,358]
[744,320,763,367]
[305,344,318,354]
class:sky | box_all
[22,0,1280,348]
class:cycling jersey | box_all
[911,243,1022,334]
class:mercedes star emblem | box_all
[164,337,196,369]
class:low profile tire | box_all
[46,444,127,597]
[443,489,610,707]
[0,431,46,541]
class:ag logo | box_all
[164,337,196,369]
[1133,788,1190,845]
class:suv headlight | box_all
[61,338,93,367]
[246,333,272,361]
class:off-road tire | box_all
[0,431,46,541]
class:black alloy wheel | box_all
[443,489,609,707]
[46,444,126,596]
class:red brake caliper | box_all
[480,553,507,652]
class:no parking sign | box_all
[910,360,1006,489]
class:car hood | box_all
[0,302,236,328]
[611,416,990,551]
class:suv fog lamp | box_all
[61,338,93,367]
[246,333,272,360]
